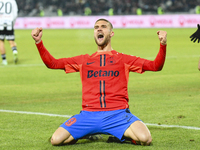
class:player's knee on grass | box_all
[138,133,152,146]
[50,127,75,146]
[51,134,76,146]
[124,122,152,146]
[51,135,63,146]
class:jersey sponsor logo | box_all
[86,61,95,65]
[87,70,119,78]
[65,117,77,126]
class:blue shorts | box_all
[60,109,141,142]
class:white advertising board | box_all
[14,15,200,29]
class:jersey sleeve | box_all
[36,40,87,73]
[122,53,146,74]
[142,43,166,71]
[123,43,166,73]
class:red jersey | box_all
[36,41,166,111]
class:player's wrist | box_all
[160,38,167,45]
[160,42,167,46]
[160,42,166,45]
[35,39,42,44]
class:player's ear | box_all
[110,31,114,37]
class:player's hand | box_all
[31,27,43,44]
[157,30,167,45]
[190,24,200,43]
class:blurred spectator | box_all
[136,8,142,15]
[39,6,45,17]
[157,6,164,15]
[108,8,114,16]
[57,8,63,16]
[84,7,92,15]
[15,0,200,17]
[195,5,200,14]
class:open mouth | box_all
[98,33,104,40]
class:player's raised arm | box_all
[31,27,68,70]
[157,30,167,45]
[142,30,167,71]
[31,27,43,44]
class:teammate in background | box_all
[190,24,200,70]
[31,19,167,146]
[0,0,18,65]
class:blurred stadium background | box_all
[16,0,200,17]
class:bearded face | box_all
[94,21,113,47]
[94,31,111,46]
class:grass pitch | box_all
[0,27,200,150]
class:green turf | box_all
[0,28,199,150]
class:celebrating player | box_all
[31,18,167,146]
[0,0,18,65]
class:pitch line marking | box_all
[145,123,200,130]
[1,109,200,131]
[0,109,71,118]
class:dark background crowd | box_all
[16,0,200,17]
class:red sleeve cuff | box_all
[35,40,43,46]
[160,43,167,47]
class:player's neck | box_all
[97,44,112,52]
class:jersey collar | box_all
[91,50,117,57]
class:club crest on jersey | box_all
[87,70,119,78]
[107,57,116,65]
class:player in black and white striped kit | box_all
[0,0,18,65]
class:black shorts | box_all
[0,27,15,41]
